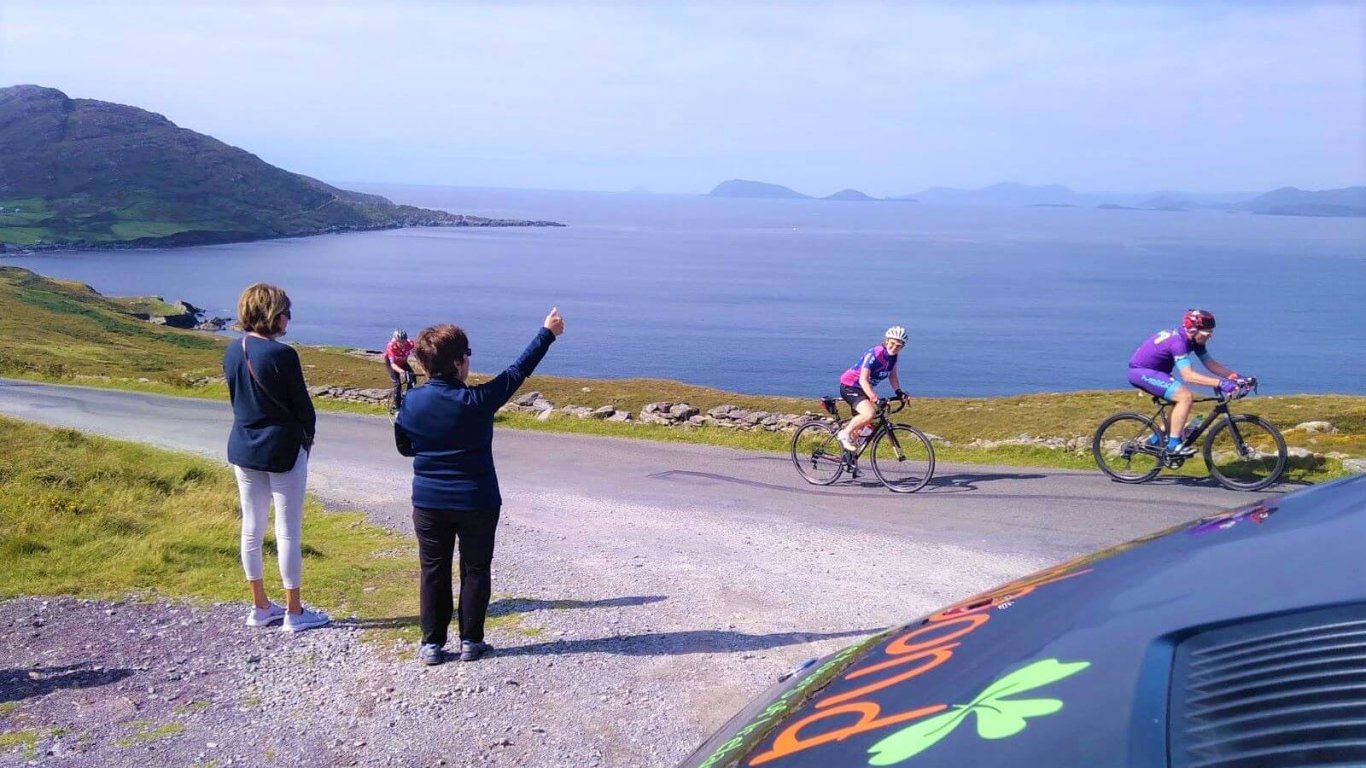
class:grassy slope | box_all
[2,266,1362,480]
[0,416,418,633]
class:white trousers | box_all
[233,449,308,589]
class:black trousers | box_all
[387,362,414,403]
[412,506,500,646]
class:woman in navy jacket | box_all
[395,307,564,663]
[223,283,329,633]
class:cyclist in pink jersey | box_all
[835,326,910,452]
[385,329,417,407]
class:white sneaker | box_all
[836,429,859,453]
[245,602,286,627]
[281,607,330,633]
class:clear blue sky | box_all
[3,1,1363,195]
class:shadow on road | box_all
[649,469,900,497]
[1114,474,1299,494]
[0,664,134,703]
[649,469,1053,497]
[494,627,877,658]
[919,472,1047,494]
[336,595,670,631]
[488,595,667,616]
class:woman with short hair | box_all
[395,307,564,664]
[223,283,328,633]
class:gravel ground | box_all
[2,487,1051,767]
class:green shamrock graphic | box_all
[866,658,1091,765]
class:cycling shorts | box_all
[1128,367,1182,400]
[840,384,871,411]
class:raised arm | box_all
[469,307,564,411]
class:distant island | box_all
[0,85,563,251]
[700,179,1364,217]
[707,180,892,202]
[896,182,1364,217]
[1234,186,1366,218]
[823,189,876,201]
[707,179,812,199]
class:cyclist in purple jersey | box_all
[835,326,910,452]
[1127,309,1246,455]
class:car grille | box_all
[1170,604,1366,767]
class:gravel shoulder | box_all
[2,486,1049,767]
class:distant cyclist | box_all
[836,326,910,452]
[385,329,417,407]
[1127,309,1249,455]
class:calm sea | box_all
[4,184,1363,397]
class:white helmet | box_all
[884,325,908,343]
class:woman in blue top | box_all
[223,283,329,633]
[395,307,564,664]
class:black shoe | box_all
[459,640,492,662]
[418,643,445,666]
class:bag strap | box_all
[241,336,313,440]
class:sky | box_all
[2,1,1363,196]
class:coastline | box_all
[0,216,565,255]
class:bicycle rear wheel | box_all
[1092,413,1163,483]
[790,422,846,485]
[1202,415,1287,491]
[870,425,935,493]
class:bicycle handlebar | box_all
[1213,376,1258,403]
[877,397,909,415]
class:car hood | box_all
[681,475,1366,768]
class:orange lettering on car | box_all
[748,701,949,766]
[747,566,1093,766]
[818,644,957,708]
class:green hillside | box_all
[0,85,559,249]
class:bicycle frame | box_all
[826,397,908,463]
[1135,380,1257,461]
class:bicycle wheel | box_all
[1092,413,1163,483]
[1202,415,1287,491]
[790,422,846,486]
[870,425,935,493]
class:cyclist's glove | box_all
[895,388,908,400]
[1218,379,1239,395]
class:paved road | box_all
[0,378,1280,765]
[0,378,1264,562]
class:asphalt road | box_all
[0,378,1264,564]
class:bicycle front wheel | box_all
[870,425,935,493]
[1092,413,1163,483]
[790,422,846,486]
[1202,415,1287,491]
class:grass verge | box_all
[0,415,421,643]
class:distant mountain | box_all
[707,179,811,199]
[1233,187,1366,218]
[0,85,561,250]
[823,189,876,201]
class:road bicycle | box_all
[790,396,936,493]
[387,371,422,424]
[1091,378,1287,491]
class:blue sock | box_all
[1167,436,1182,450]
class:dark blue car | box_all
[680,474,1366,768]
